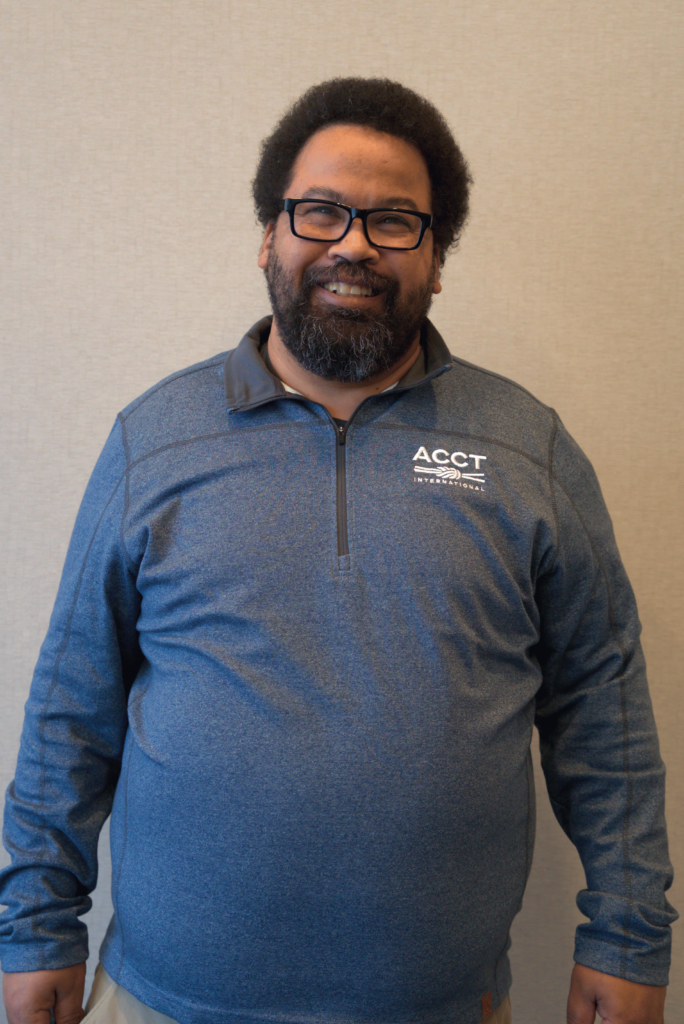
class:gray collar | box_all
[223,315,452,413]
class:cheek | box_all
[404,260,438,298]
[275,241,315,281]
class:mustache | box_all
[302,262,392,294]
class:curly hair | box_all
[252,78,472,267]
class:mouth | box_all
[322,281,377,297]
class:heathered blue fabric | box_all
[0,318,676,1024]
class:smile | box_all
[323,281,375,297]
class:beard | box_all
[265,252,435,384]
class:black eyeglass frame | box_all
[282,198,433,251]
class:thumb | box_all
[52,966,86,1024]
[567,967,598,1024]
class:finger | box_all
[3,992,53,1024]
[567,986,598,1024]
[53,971,85,1024]
[53,997,85,1024]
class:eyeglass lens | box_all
[292,202,423,248]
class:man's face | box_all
[257,124,442,383]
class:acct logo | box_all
[412,446,487,491]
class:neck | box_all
[266,320,423,420]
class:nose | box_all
[326,215,379,262]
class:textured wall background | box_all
[1,1,682,1020]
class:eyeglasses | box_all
[282,198,433,251]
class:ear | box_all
[257,221,276,270]
[431,246,442,295]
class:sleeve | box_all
[0,417,142,972]
[533,416,677,987]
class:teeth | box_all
[323,281,372,297]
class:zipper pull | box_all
[337,424,346,445]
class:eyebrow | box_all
[298,187,423,212]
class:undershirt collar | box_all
[261,339,427,409]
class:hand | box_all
[3,963,86,1024]
[567,963,666,1024]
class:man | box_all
[0,78,676,1024]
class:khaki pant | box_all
[84,964,512,1024]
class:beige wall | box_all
[1,2,681,1020]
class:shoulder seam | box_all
[546,467,634,959]
[36,460,128,943]
[125,421,317,473]
[120,356,227,419]
[449,354,556,411]
[546,412,561,573]
[117,414,137,571]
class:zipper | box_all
[327,366,450,560]
[329,400,370,560]
[335,421,349,557]
[228,362,451,562]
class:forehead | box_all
[287,124,433,211]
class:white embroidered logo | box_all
[411,446,487,490]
